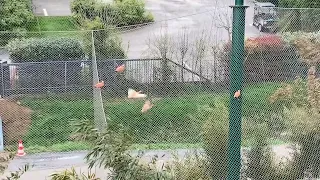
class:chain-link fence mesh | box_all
[1,0,320,178]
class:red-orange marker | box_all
[94,81,104,88]
[234,90,241,98]
[141,100,154,113]
[115,64,125,73]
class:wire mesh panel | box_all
[2,0,320,179]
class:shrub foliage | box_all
[221,35,303,84]
[269,33,320,179]
[6,37,85,63]
[6,37,85,92]
[0,0,34,46]
[71,0,154,27]
[0,0,34,31]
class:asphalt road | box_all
[0,49,9,63]
[7,149,206,171]
[32,0,72,16]
[4,148,217,172]
[30,0,268,59]
[6,145,293,177]
[4,149,206,179]
[120,0,267,58]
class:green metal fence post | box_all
[227,0,248,179]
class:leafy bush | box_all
[70,0,154,27]
[269,35,320,178]
[70,119,173,180]
[50,167,100,180]
[6,37,85,63]
[56,119,213,180]
[197,100,285,179]
[82,17,125,60]
[244,122,284,179]
[0,28,27,47]
[6,37,85,91]
[221,35,303,84]
[168,152,211,180]
[282,106,320,179]
[0,0,34,46]
[112,0,154,26]
[198,100,229,179]
[70,0,98,24]
[82,17,127,90]
[0,0,34,31]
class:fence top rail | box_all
[0,58,163,66]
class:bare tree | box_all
[174,27,190,82]
[143,24,174,60]
[142,24,175,85]
[211,7,232,42]
[190,29,209,81]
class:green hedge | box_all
[6,37,85,62]
[71,0,154,27]
[220,35,305,84]
[0,0,34,46]
[0,0,34,31]
[6,37,86,91]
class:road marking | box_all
[43,8,48,16]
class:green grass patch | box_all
[26,16,83,39]
[25,141,91,154]
[19,82,285,152]
[28,16,78,32]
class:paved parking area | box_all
[32,0,72,16]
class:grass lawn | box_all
[28,16,78,31]
[27,16,83,39]
[19,82,286,153]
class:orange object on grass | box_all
[141,100,154,113]
[128,88,147,99]
[94,81,105,88]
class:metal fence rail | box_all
[0,55,306,98]
[0,58,225,97]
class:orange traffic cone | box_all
[16,140,26,157]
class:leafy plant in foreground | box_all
[6,164,33,180]
[269,36,320,179]
[50,167,100,180]
[191,100,229,179]
[69,118,173,179]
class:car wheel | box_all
[258,24,263,32]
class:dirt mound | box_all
[0,98,32,145]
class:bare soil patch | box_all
[0,98,32,145]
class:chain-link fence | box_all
[1,1,320,179]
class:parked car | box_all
[253,2,279,33]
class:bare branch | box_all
[210,7,232,41]
[142,23,174,60]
